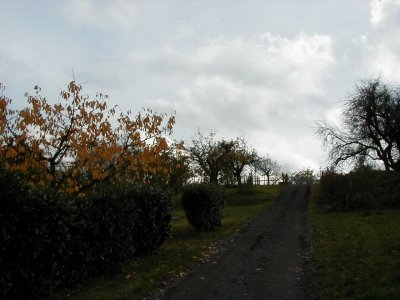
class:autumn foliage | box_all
[0,81,179,299]
[0,81,181,193]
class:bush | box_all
[318,169,349,210]
[0,167,172,300]
[318,167,400,211]
[0,168,73,299]
[78,184,172,274]
[181,183,224,231]
[238,183,254,195]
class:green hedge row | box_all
[181,183,224,231]
[0,168,172,300]
[319,167,400,210]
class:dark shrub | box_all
[238,184,253,195]
[0,168,74,299]
[78,184,172,274]
[319,169,349,210]
[319,167,400,211]
[239,182,255,195]
[181,183,224,231]
[0,167,172,300]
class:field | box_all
[310,185,400,299]
[53,185,281,300]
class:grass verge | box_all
[310,184,400,299]
[55,185,280,300]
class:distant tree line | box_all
[187,130,282,186]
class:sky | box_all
[1,0,400,172]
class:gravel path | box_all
[161,185,317,300]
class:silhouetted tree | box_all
[291,168,316,185]
[255,155,280,185]
[225,136,258,186]
[188,131,235,185]
[316,78,400,172]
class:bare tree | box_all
[188,131,235,185]
[291,168,316,185]
[255,155,280,185]
[316,78,400,172]
[225,136,258,186]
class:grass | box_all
[55,184,280,300]
[310,184,400,299]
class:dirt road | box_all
[161,185,316,300]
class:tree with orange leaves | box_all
[0,81,179,194]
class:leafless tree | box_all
[255,155,280,185]
[226,136,258,186]
[291,168,316,185]
[316,78,400,172]
[188,131,235,185]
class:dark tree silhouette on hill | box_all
[255,156,280,185]
[189,131,235,185]
[226,136,258,186]
[317,78,400,172]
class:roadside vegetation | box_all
[0,81,284,299]
[311,78,400,299]
[3,74,399,300]
[310,184,400,299]
[53,185,281,300]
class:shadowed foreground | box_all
[161,185,316,300]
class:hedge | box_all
[0,168,172,300]
[318,167,400,211]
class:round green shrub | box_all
[181,183,224,231]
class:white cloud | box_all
[370,0,384,26]
[134,32,335,170]
[370,0,400,27]
[364,0,400,80]
[4,1,371,171]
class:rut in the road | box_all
[161,185,316,300]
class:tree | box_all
[146,145,191,193]
[255,155,280,185]
[291,168,316,185]
[225,136,258,186]
[188,131,235,185]
[316,78,400,172]
[0,81,178,193]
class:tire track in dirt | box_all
[161,185,317,300]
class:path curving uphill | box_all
[162,185,317,300]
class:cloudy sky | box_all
[1,0,400,171]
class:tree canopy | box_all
[0,81,179,193]
[188,131,235,185]
[254,156,280,185]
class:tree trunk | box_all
[236,173,242,186]
[210,171,219,185]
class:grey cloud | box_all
[136,32,336,170]
[4,0,387,171]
